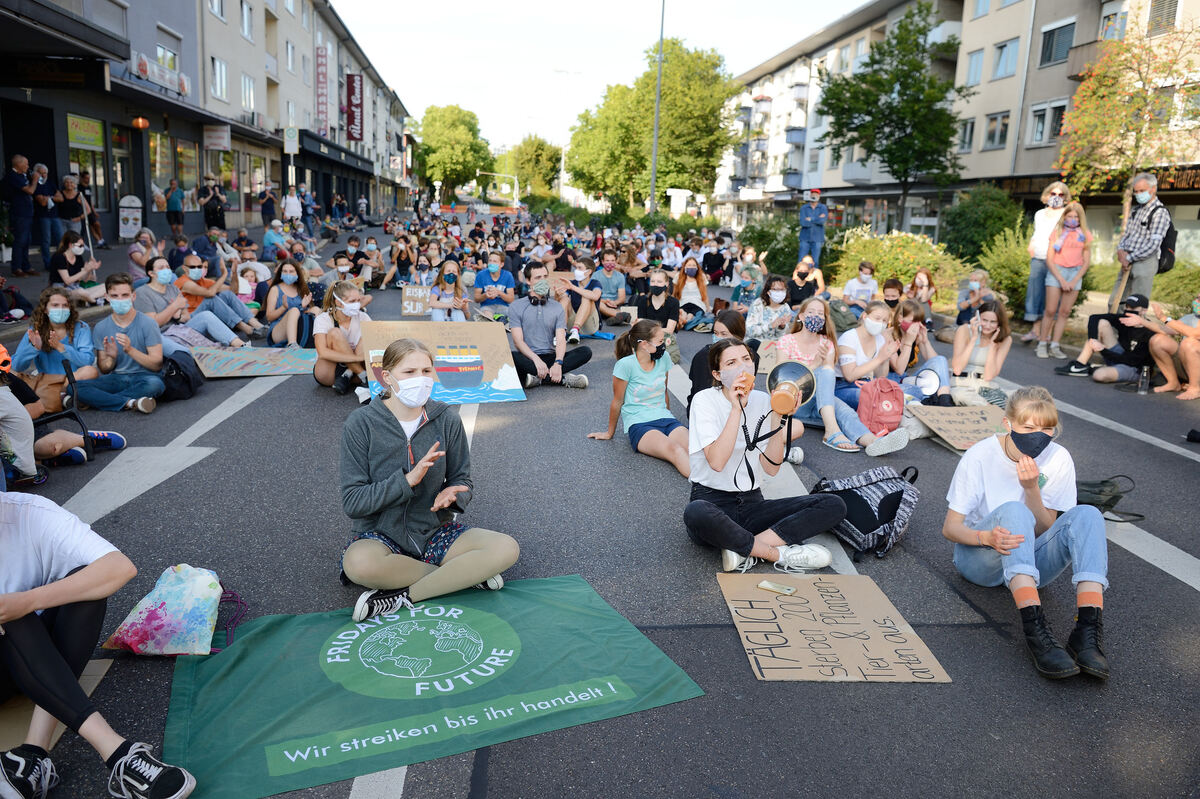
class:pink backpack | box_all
[857,378,905,436]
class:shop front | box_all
[199,125,281,232]
[292,130,374,217]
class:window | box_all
[830,148,842,168]
[1040,23,1074,66]
[155,44,177,71]
[808,147,821,172]
[241,74,255,112]
[1028,100,1068,145]
[958,119,975,152]
[286,40,295,72]
[965,50,983,86]
[209,0,224,17]
[286,100,295,126]
[93,0,126,36]
[998,0,1020,6]
[150,134,200,211]
[1101,12,1127,40]
[839,45,850,72]
[993,38,1019,79]
[206,151,241,210]
[1149,0,1178,36]
[302,54,310,85]
[284,0,294,11]
[973,0,988,16]
[210,57,227,100]
[240,0,253,40]
[301,0,309,29]
[983,112,1010,149]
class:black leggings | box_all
[510,347,593,384]
[0,591,107,733]
[684,483,846,557]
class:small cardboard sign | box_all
[0,659,111,750]
[191,346,318,378]
[402,285,431,316]
[757,341,778,374]
[360,320,525,404]
[717,574,950,683]
[906,403,1006,451]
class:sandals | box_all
[822,432,861,453]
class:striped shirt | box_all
[1117,198,1170,262]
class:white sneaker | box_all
[1049,343,1069,360]
[562,373,588,389]
[786,446,805,465]
[774,543,832,573]
[721,549,758,573]
[522,373,540,389]
[567,328,581,344]
[864,428,909,456]
[470,574,504,590]
[130,397,156,414]
[1035,342,1049,359]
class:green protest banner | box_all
[164,576,702,797]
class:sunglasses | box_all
[1049,192,1065,197]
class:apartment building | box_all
[0,0,409,244]
[714,0,1200,253]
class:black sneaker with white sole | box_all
[470,575,504,590]
[1,745,58,799]
[1054,361,1093,377]
[107,742,195,799]
[352,587,415,622]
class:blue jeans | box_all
[430,308,467,322]
[953,501,1109,589]
[197,292,252,328]
[73,372,165,412]
[10,215,32,274]
[186,309,237,344]
[834,377,860,408]
[1025,258,1048,321]
[36,217,63,271]
[792,366,870,442]
[890,354,951,400]
[797,239,823,266]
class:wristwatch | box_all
[554,359,564,365]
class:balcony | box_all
[753,96,772,114]
[265,52,278,80]
[792,82,808,103]
[843,159,873,185]
[785,126,805,146]
[928,21,962,46]
[751,137,768,152]
[1068,40,1111,81]
[783,170,804,189]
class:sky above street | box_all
[335,0,863,149]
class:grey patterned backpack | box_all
[812,466,919,559]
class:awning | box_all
[298,129,374,175]
[0,0,129,61]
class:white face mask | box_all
[768,290,787,304]
[70,243,87,255]
[864,317,886,336]
[337,298,361,317]
[573,269,587,281]
[389,375,435,408]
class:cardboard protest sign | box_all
[620,305,638,322]
[906,403,1006,451]
[361,320,525,404]
[0,659,111,750]
[402,286,431,316]
[757,341,778,374]
[717,573,950,683]
[191,346,318,378]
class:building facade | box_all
[0,0,410,246]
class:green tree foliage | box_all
[976,222,1033,318]
[510,135,563,195]
[568,39,739,210]
[415,105,492,202]
[816,2,972,217]
[939,184,1023,263]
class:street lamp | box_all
[648,0,666,215]
[476,169,521,205]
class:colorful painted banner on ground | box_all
[164,576,701,798]
[191,346,318,378]
[717,573,951,683]
[360,320,525,404]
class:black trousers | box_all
[684,483,846,557]
[0,590,107,732]
[510,347,592,384]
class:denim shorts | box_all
[627,417,684,452]
[1045,265,1081,289]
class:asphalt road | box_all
[25,223,1200,799]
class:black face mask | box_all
[885,298,900,308]
[649,342,666,361]
[649,285,666,295]
[1009,429,1052,458]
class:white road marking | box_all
[348,766,407,799]
[1106,520,1200,592]
[993,377,1200,466]
[458,403,479,448]
[667,365,857,575]
[170,375,289,447]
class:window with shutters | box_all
[1149,0,1178,36]
[1039,23,1074,66]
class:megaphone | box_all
[767,361,816,417]
[902,367,942,397]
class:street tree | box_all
[815,1,971,223]
[567,83,643,213]
[510,135,563,195]
[415,105,492,202]
[1056,16,1200,219]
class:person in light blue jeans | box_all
[942,385,1109,680]
[73,274,164,413]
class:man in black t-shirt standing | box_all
[3,155,37,276]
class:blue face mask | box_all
[282,273,299,285]
[969,280,981,291]
[444,273,457,285]
[346,246,358,255]
[712,333,724,344]
[1134,191,1151,205]
[48,308,70,324]
[109,298,133,315]
[188,268,205,281]
[488,263,501,274]
[156,268,174,285]
[366,243,377,252]
[803,315,825,334]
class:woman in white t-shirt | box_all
[1024,182,1071,343]
[834,300,899,408]
[941,386,1109,680]
[0,493,197,797]
[683,338,843,573]
[313,280,372,395]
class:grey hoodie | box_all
[340,398,473,558]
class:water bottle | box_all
[1137,365,1150,395]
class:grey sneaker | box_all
[1035,341,1050,359]
[786,446,805,465]
[721,549,758,573]
[132,397,156,414]
[774,543,833,573]
[522,373,540,389]
[1049,343,1069,359]
[562,373,589,389]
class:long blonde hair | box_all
[322,280,361,314]
[788,297,838,346]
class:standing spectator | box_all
[164,177,185,238]
[55,175,88,235]
[196,173,227,232]
[258,180,278,227]
[1024,182,1070,343]
[77,171,107,249]
[1113,173,1170,305]
[281,186,303,230]
[299,183,318,236]
[1039,202,1093,359]
[357,193,369,219]
[31,163,63,274]
[798,189,828,265]
[4,155,37,277]
[71,274,163,413]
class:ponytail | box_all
[615,318,661,359]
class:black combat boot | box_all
[1066,606,1109,679]
[1020,605,1080,679]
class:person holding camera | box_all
[683,337,844,573]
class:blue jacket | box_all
[12,322,96,375]
[799,202,828,242]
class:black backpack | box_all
[1145,205,1177,274]
[812,466,920,559]
[160,351,204,402]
